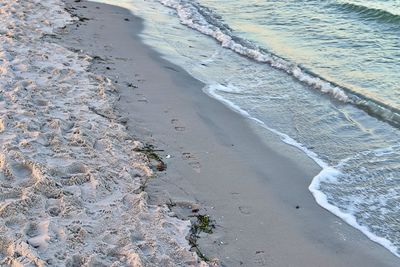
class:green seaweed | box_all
[188,214,216,262]
[192,214,214,235]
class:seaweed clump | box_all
[188,214,216,262]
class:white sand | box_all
[0,0,206,266]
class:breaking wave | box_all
[159,0,400,128]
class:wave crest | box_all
[159,0,400,128]
[334,2,400,23]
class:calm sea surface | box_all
[98,0,400,256]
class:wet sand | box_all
[62,0,400,266]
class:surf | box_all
[159,0,400,128]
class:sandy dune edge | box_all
[0,0,205,266]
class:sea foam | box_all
[159,0,400,128]
[160,0,350,103]
[205,83,400,258]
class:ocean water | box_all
[96,0,400,257]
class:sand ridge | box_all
[0,0,206,266]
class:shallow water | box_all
[96,0,400,257]
[199,0,400,109]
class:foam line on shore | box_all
[204,83,400,258]
[159,0,400,128]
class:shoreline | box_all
[62,0,400,266]
[133,0,400,260]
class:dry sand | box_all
[0,0,205,266]
[61,1,400,266]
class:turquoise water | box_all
[96,0,400,257]
[200,0,400,111]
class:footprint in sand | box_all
[182,152,201,173]
[25,221,50,250]
[1,159,37,188]
[238,206,252,215]
[254,250,267,266]
[11,162,33,181]
[104,45,113,52]
[135,93,148,103]
[171,119,185,132]
[46,199,63,217]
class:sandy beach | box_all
[0,0,204,266]
[1,0,400,266]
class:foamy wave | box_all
[205,83,400,258]
[159,0,400,128]
[159,0,350,103]
[309,167,400,258]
